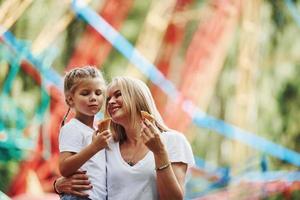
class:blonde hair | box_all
[61,66,106,126]
[105,76,169,142]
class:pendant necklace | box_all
[127,161,135,166]
[126,148,138,166]
[124,143,143,167]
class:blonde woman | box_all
[55,77,194,200]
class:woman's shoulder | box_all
[162,129,187,140]
[162,130,195,166]
[161,129,191,148]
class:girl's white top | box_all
[106,130,195,200]
[59,118,107,200]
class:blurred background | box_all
[0,0,300,199]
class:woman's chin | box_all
[111,114,125,125]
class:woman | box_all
[54,76,195,200]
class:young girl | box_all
[59,66,111,200]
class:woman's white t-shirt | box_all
[106,130,195,200]
[59,118,107,200]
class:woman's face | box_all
[106,84,127,124]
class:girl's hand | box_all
[91,130,111,151]
[141,119,166,154]
[55,171,91,197]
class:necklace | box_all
[124,148,138,166]
[127,161,135,166]
[121,142,146,167]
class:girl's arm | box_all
[59,130,111,177]
[59,144,99,177]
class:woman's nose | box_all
[108,97,115,104]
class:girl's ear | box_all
[65,94,74,107]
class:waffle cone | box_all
[141,111,155,123]
[97,118,112,132]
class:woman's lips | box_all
[109,106,120,114]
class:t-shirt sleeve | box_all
[164,131,195,167]
[59,124,83,153]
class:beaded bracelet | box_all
[155,162,170,171]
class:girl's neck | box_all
[75,115,95,129]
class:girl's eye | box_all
[80,90,89,96]
[96,90,102,96]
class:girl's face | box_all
[70,78,105,119]
[106,84,127,125]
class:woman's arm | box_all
[153,150,187,200]
[141,119,187,200]
[54,171,92,197]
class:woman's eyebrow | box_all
[113,90,121,94]
[107,89,120,98]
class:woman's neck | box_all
[123,123,142,144]
[75,115,95,129]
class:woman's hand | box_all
[141,119,185,199]
[55,171,92,198]
[141,119,166,155]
